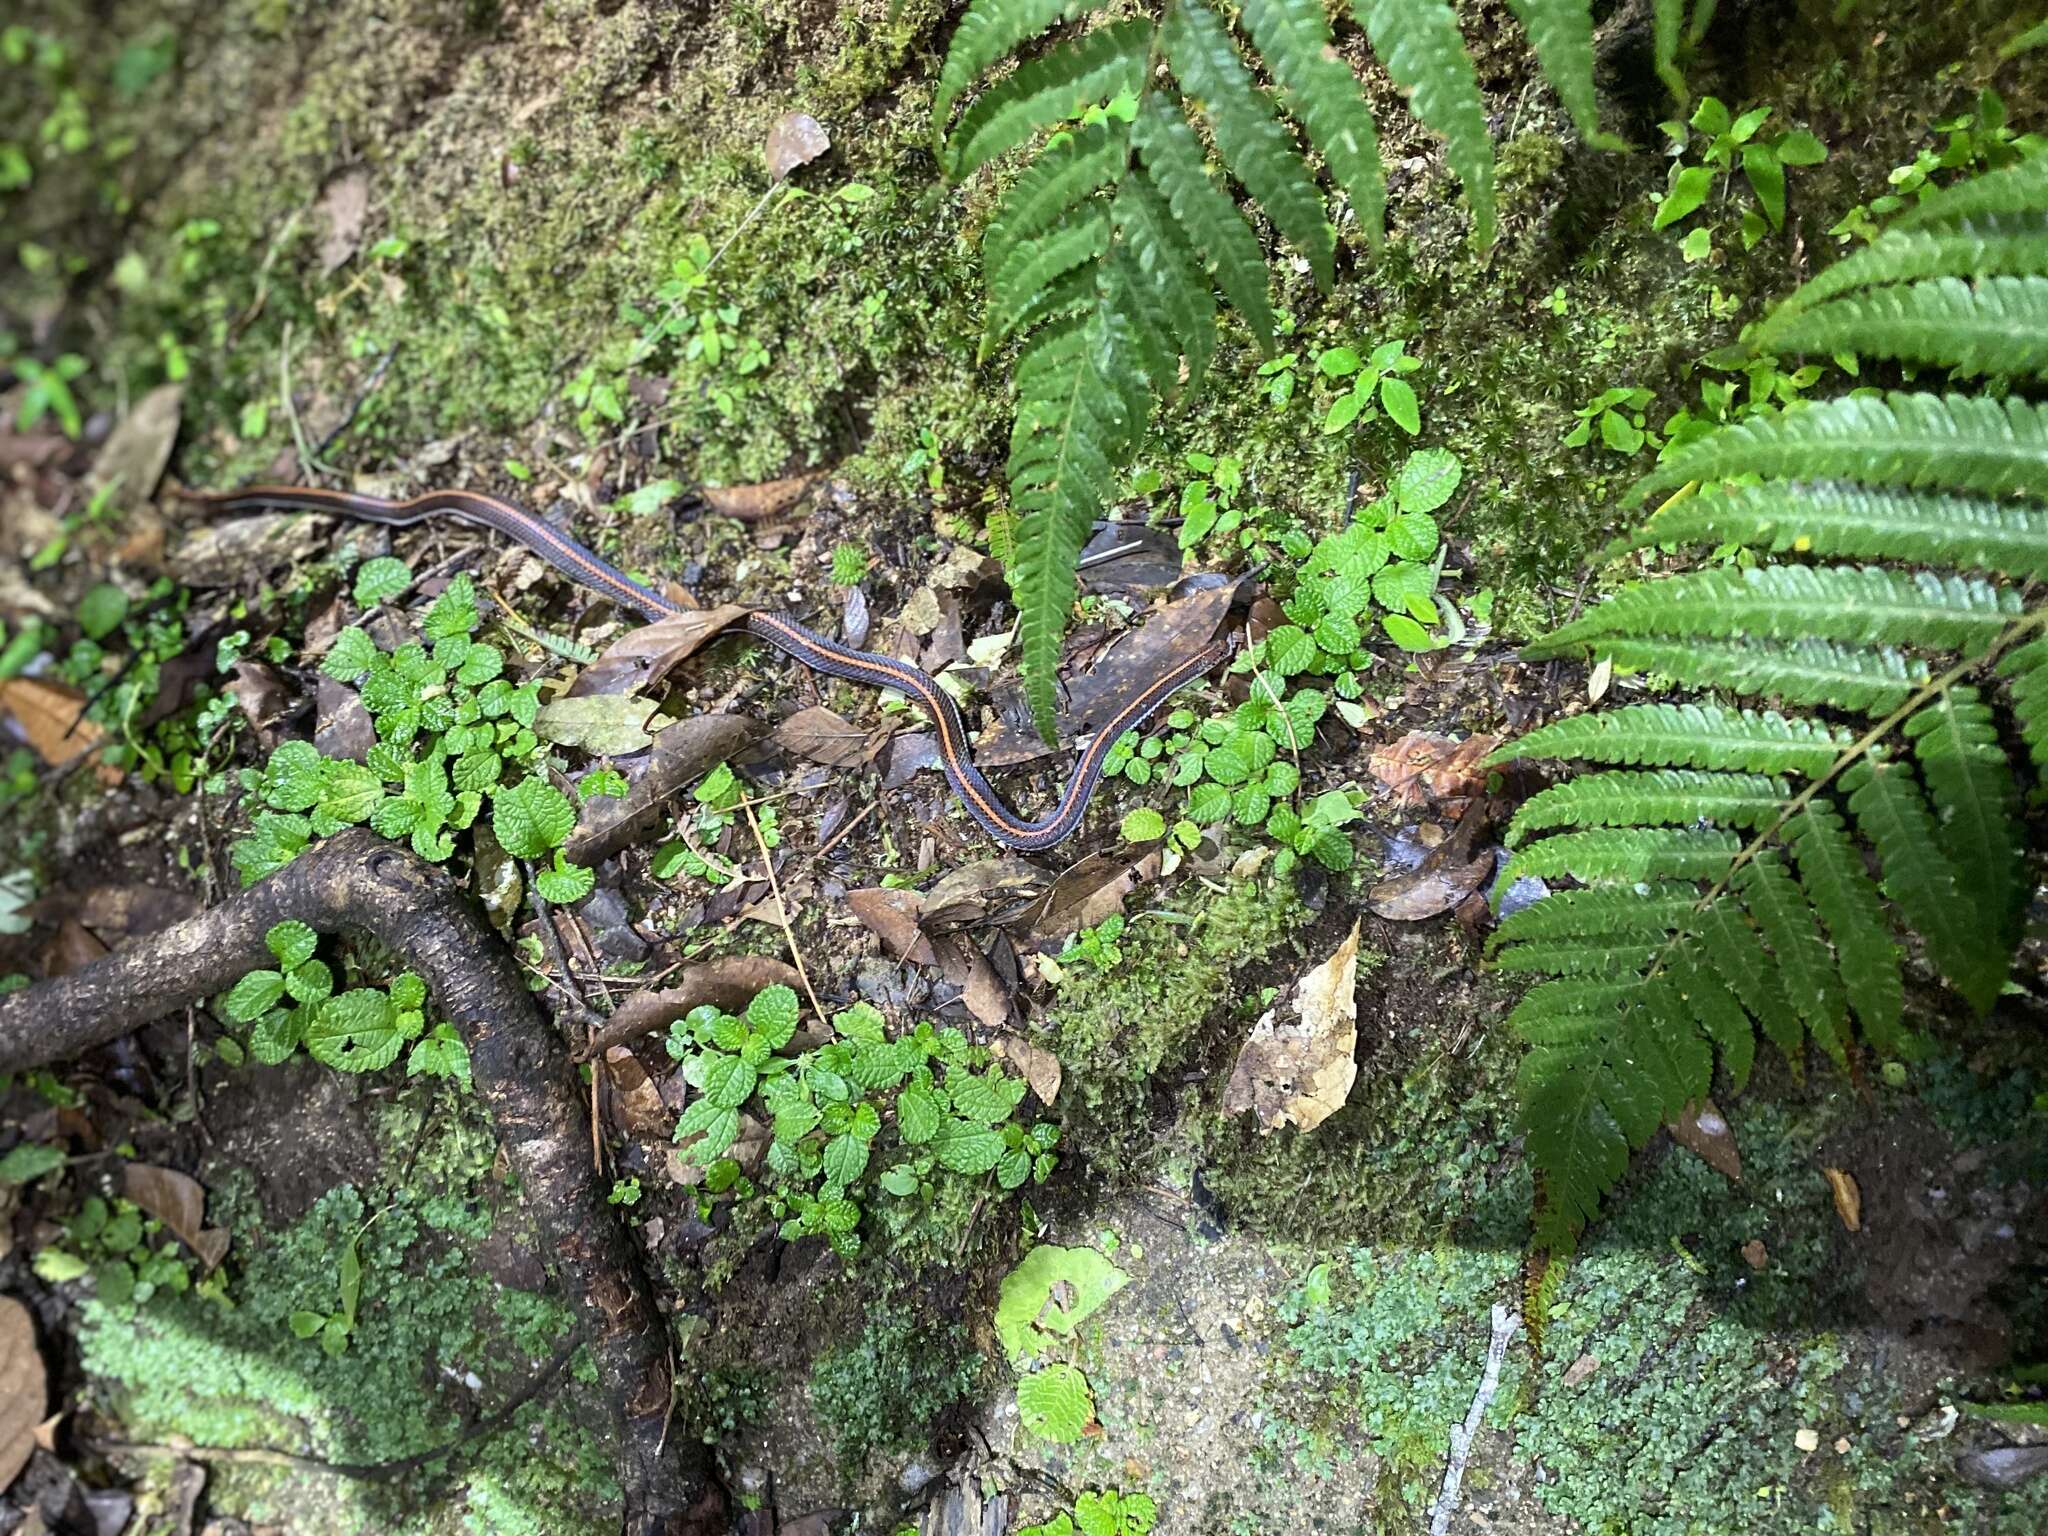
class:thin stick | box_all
[742,798,827,1028]
[278,321,330,483]
[1428,1304,1521,1536]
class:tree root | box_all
[0,828,715,1533]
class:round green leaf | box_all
[353,556,412,606]
[1393,448,1462,514]
[78,582,128,640]
[1263,625,1316,677]
[491,777,578,859]
[1385,511,1439,563]
[1120,808,1166,843]
[225,970,287,1023]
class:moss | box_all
[1043,874,1308,1175]
[808,1301,981,1475]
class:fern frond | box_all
[1783,804,1903,1055]
[933,0,1088,151]
[1905,687,2024,952]
[1692,896,1803,1059]
[1505,769,1788,846]
[1764,211,2048,318]
[1507,976,1648,1030]
[1239,0,1388,248]
[1488,703,1851,775]
[1843,756,2007,1015]
[1651,0,1689,108]
[1490,883,1704,949]
[1008,308,1148,740]
[1163,0,1336,288]
[1748,276,2048,379]
[986,201,1112,351]
[1893,151,2048,232]
[1736,852,1847,1063]
[945,20,1151,180]
[1996,633,2048,774]
[1618,480,2048,580]
[1495,826,1743,898]
[1353,0,1497,246]
[1131,92,1279,349]
[1632,392,2048,504]
[1664,944,1756,1090]
[1585,637,1929,714]
[1110,169,1218,393]
[1525,564,2022,659]
[1490,936,1670,974]
[1505,0,1624,150]
[985,117,1128,268]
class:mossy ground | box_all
[6,0,2048,1531]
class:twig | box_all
[1428,1304,1521,1536]
[741,799,827,1029]
[278,321,331,484]
[184,1006,212,1147]
[525,868,597,1025]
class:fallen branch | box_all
[576,955,802,1060]
[1428,1303,1521,1536]
[0,829,711,1532]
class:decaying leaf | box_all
[921,857,1048,932]
[315,169,371,276]
[0,677,103,768]
[583,955,803,1055]
[533,694,659,755]
[122,1164,230,1271]
[1670,1099,1742,1182]
[603,1047,671,1140]
[1367,730,1501,808]
[71,884,201,939]
[1222,920,1361,1134]
[846,886,934,964]
[1823,1166,1862,1232]
[1021,849,1154,943]
[766,113,831,181]
[0,1296,45,1491]
[570,604,751,697]
[88,383,183,513]
[772,705,874,768]
[992,1035,1062,1105]
[1366,802,1498,922]
[700,477,818,523]
[41,920,107,980]
[563,713,756,866]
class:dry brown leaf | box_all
[89,383,183,513]
[1367,730,1501,808]
[603,1047,671,1140]
[563,713,755,866]
[1561,1354,1600,1389]
[0,677,103,767]
[1669,1099,1742,1182]
[29,1413,59,1454]
[1221,919,1361,1134]
[315,169,371,276]
[766,112,831,180]
[569,605,751,697]
[122,1164,230,1271]
[1823,1166,1862,1232]
[71,884,201,938]
[846,887,934,964]
[992,1035,1062,1105]
[41,920,107,980]
[1022,850,1152,943]
[921,857,1048,933]
[700,477,818,522]
[961,943,1013,1031]
[0,1296,45,1491]
[1366,802,1498,922]
[772,705,873,768]
[1741,1239,1769,1270]
[583,955,802,1055]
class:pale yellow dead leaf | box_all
[993,1035,1062,1105]
[1221,919,1361,1134]
[1823,1166,1861,1232]
[0,677,103,767]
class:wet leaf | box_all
[1670,1099,1742,1181]
[563,714,755,865]
[533,694,658,755]
[1368,730,1500,808]
[699,477,819,522]
[585,956,803,1054]
[121,1164,230,1270]
[766,112,831,180]
[1366,802,1497,921]
[772,705,872,768]
[0,1296,46,1491]
[846,887,933,963]
[1222,919,1361,1134]
[1823,1166,1861,1232]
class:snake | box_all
[196,484,1231,851]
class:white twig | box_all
[1428,1303,1522,1536]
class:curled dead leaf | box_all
[603,1047,672,1140]
[1222,919,1361,1134]
[1367,730,1500,808]
[766,113,831,180]
[772,705,874,768]
[563,713,755,866]
[569,604,752,698]
[0,1296,45,1491]
[0,677,103,768]
[1670,1099,1742,1182]
[122,1164,230,1271]
[846,887,934,964]
[700,477,818,523]
[1823,1166,1862,1232]
[315,169,371,277]
[992,1035,1062,1105]
[581,955,802,1056]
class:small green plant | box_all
[1316,339,1421,436]
[809,1305,981,1469]
[1056,915,1126,971]
[829,542,870,586]
[607,1176,642,1207]
[1018,1491,1159,1536]
[55,578,237,790]
[287,1219,366,1357]
[666,986,1058,1258]
[1829,89,2041,243]
[1653,97,1826,258]
[218,920,470,1085]
[649,761,777,886]
[35,1195,200,1308]
[1563,386,1658,456]
[10,351,87,436]
[901,424,946,493]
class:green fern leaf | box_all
[1239,0,1388,247]
[1765,212,2048,318]
[1102,242,1184,399]
[1008,308,1149,740]
[1490,937,1671,975]
[1163,0,1335,288]
[1507,977,1646,1031]
[1633,392,2048,504]
[946,20,1151,180]
[1505,769,1788,846]
[1488,703,1851,776]
[1520,1042,1630,1251]
[1893,151,2048,232]
[1843,756,2006,1015]
[1131,92,1279,349]
[1996,634,2048,775]
[1749,276,2048,379]
[1112,169,1219,393]
[989,264,1100,357]
[1353,0,1497,246]
[933,0,1088,150]
[1505,0,1624,149]
[1906,687,2024,953]
[1693,896,1803,1060]
[1651,0,1689,107]
[1495,826,1742,898]
[1665,943,1756,1090]
[1527,564,2022,659]
[1490,883,1703,949]
[985,117,1129,268]
[986,201,1112,351]
[1736,853,1847,1064]
[1583,637,1929,714]
[1783,804,1902,1055]
[1619,480,2048,580]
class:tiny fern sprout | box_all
[934,0,1627,739]
[1489,154,2048,1260]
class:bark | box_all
[0,829,714,1533]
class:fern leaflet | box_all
[1353,0,1496,247]
[1750,275,2048,379]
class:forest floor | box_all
[3,1,2047,1533]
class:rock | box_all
[1958,1444,2048,1490]
[898,1453,942,1495]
